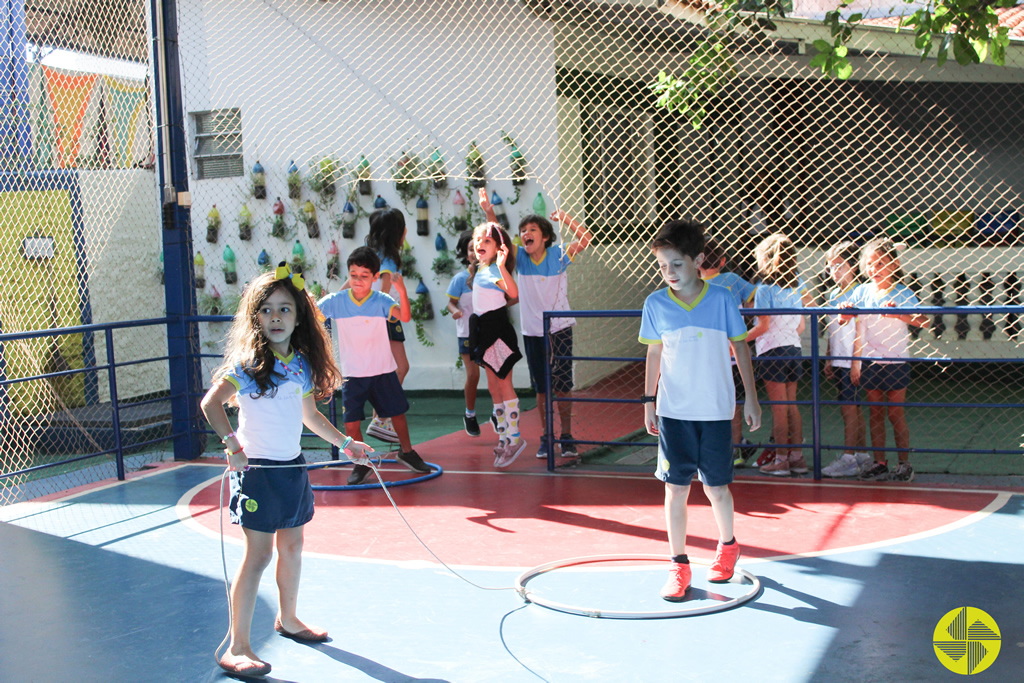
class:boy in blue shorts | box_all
[318,247,430,484]
[640,220,761,601]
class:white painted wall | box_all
[175,0,559,390]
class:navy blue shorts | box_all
[523,328,574,394]
[832,367,860,402]
[861,361,911,391]
[386,319,406,342]
[655,417,733,487]
[229,454,314,532]
[756,345,804,383]
[342,372,409,422]
[458,336,471,356]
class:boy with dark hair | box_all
[318,246,429,484]
[639,219,761,601]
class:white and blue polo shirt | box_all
[224,350,313,461]
[704,271,756,308]
[446,269,474,338]
[516,244,575,337]
[752,278,807,355]
[472,263,508,315]
[317,289,399,377]
[639,282,748,421]
[826,282,859,368]
[850,282,920,364]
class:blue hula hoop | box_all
[308,458,443,491]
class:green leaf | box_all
[809,53,828,69]
[848,12,862,23]
[835,60,853,80]
[952,34,976,66]
[813,39,832,53]
[834,45,848,58]
[971,38,988,64]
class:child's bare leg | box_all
[866,389,887,463]
[731,410,743,446]
[226,528,274,663]
[463,355,478,411]
[556,391,572,434]
[765,381,789,456]
[840,404,866,451]
[703,484,734,543]
[275,525,321,634]
[390,340,409,384]
[344,421,363,444]
[887,389,909,463]
[787,382,802,454]
[390,414,413,453]
[664,482,691,556]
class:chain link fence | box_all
[2,1,1022,504]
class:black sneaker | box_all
[559,434,578,458]
[347,464,371,485]
[489,413,499,434]
[889,462,915,482]
[464,415,481,437]
[859,461,889,481]
[396,450,431,473]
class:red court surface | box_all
[185,423,1005,568]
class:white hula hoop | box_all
[515,553,762,619]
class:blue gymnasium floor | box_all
[1,458,1023,682]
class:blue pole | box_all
[0,0,32,168]
[152,0,203,461]
[105,328,125,479]
[544,313,554,471]
[809,311,822,479]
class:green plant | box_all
[409,293,435,347]
[400,244,422,281]
[393,151,427,208]
[307,156,342,209]
[431,251,456,282]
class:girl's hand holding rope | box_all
[345,441,374,465]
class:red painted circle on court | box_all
[186,434,1000,567]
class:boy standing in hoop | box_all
[640,220,761,601]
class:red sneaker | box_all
[708,541,741,583]
[660,562,691,602]
[755,448,775,467]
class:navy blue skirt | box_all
[228,454,314,532]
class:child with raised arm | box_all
[745,233,811,476]
[640,220,761,601]
[446,229,482,436]
[318,247,431,485]
[699,236,757,466]
[849,237,929,482]
[468,221,526,467]
[820,241,872,478]
[480,189,593,459]
[200,264,372,677]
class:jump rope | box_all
[212,451,546,677]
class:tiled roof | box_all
[862,5,1024,40]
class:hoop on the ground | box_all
[308,458,443,491]
[516,553,761,619]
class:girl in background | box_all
[849,237,929,482]
[468,221,525,468]
[446,229,482,436]
[820,241,871,478]
[745,233,810,476]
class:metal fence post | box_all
[809,311,822,480]
[544,313,555,471]
[105,328,125,480]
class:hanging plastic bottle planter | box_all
[490,191,510,231]
[416,196,429,236]
[206,204,221,243]
[223,244,237,284]
[427,147,447,189]
[532,192,547,217]
[291,240,307,274]
[466,141,485,188]
[502,130,527,187]
[258,248,272,273]
[251,160,266,199]
[416,280,434,320]
[453,189,467,233]
[301,200,320,239]
[194,252,206,289]
[374,195,388,209]
[327,240,341,280]
[357,154,372,195]
[287,160,302,199]
[341,198,357,239]
[238,204,253,241]
[271,197,287,239]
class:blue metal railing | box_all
[543,305,1024,477]
[0,317,179,483]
